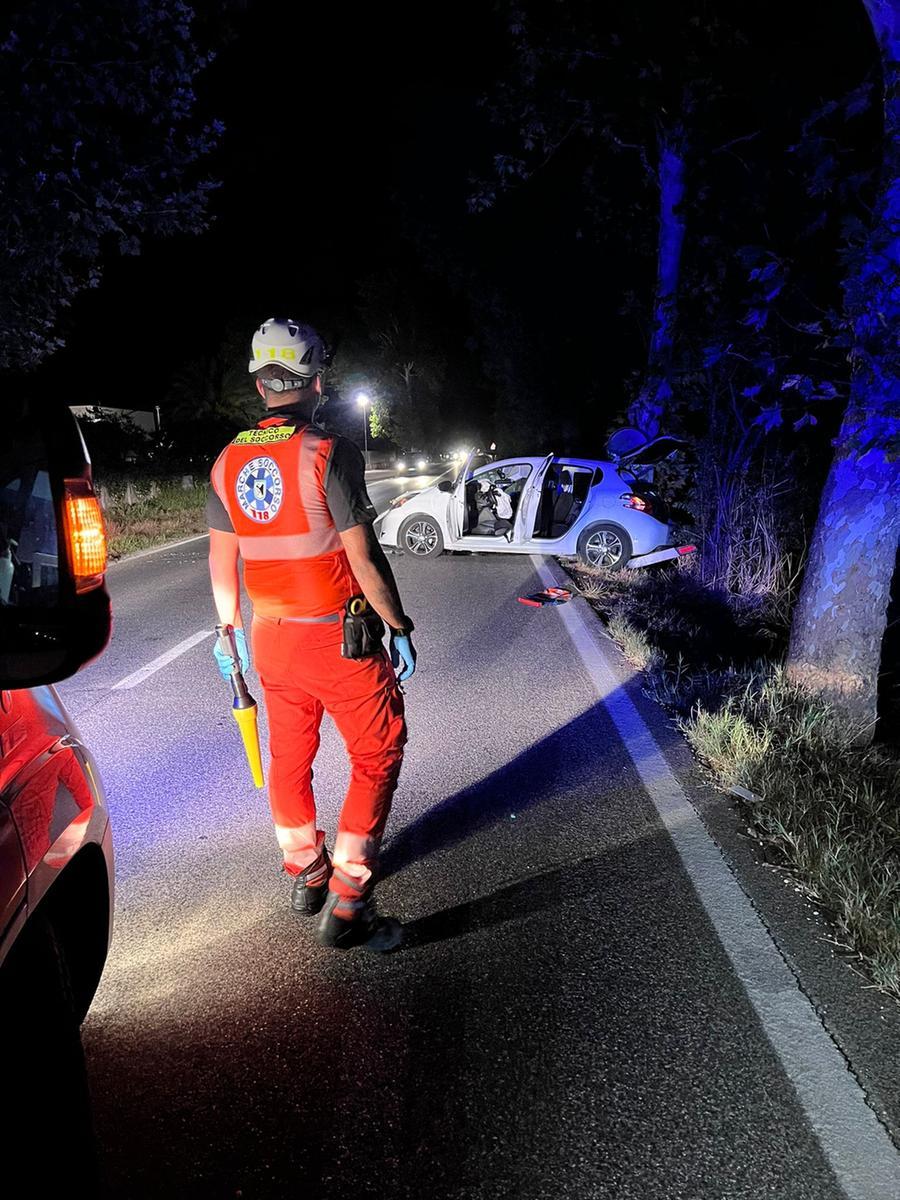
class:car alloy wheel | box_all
[404,519,440,556]
[585,529,624,568]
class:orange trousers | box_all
[251,614,406,896]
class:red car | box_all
[0,400,113,1175]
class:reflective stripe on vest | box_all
[210,423,356,617]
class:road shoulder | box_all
[539,555,900,1153]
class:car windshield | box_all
[470,463,531,487]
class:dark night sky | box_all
[37,0,879,452]
[43,1,506,386]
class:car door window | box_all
[533,465,594,539]
[465,464,532,537]
[0,419,59,606]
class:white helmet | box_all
[249,317,328,378]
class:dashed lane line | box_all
[533,555,900,1200]
[111,630,212,691]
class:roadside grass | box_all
[607,611,664,671]
[568,560,900,1000]
[100,480,209,560]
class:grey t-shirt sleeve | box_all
[324,437,378,532]
[206,484,235,532]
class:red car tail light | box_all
[620,492,653,515]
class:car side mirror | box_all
[437,480,453,493]
[0,400,111,688]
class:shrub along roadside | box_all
[98,479,209,560]
[567,560,900,1001]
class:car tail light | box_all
[64,478,108,593]
[620,492,653,515]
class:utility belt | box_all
[255,597,384,659]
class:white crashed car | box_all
[377,431,695,571]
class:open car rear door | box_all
[514,454,554,543]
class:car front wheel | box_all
[398,514,444,558]
[577,522,633,571]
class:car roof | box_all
[487,455,615,471]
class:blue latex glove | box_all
[214,627,250,680]
[390,632,416,682]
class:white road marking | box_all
[109,532,210,568]
[533,555,900,1200]
[112,630,213,690]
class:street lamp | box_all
[356,392,370,468]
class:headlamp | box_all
[261,375,313,393]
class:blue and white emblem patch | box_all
[236,456,284,523]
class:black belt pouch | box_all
[341,596,386,659]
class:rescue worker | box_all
[206,317,416,952]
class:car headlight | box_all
[390,494,412,508]
[396,461,406,471]
[416,459,427,471]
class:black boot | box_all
[289,845,332,916]
[315,887,403,952]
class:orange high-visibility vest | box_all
[210,419,359,618]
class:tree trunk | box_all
[628,128,688,439]
[785,2,900,741]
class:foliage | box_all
[571,561,784,673]
[100,478,208,559]
[684,669,900,999]
[781,9,900,736]
[607,612,663,671]
[471,1,747,444]
[159,319,260,465]
[328,272,451,454]
[473,2,880,547]
[469,0,727,218]
[0,0,222,371]
[76,407,153,475]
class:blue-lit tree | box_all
[470,2,737,440]
[785,0,900,739]
[0,1,221,372]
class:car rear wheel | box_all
[577,522,633,571]
[398,514,444,558]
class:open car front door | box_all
[446,451,476,544]
[513,454,555,544]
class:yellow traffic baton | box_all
[215,623,265,789]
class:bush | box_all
[99,478,208,559]
[685,670,900,997]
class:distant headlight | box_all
[396,460,407,471]
[416,459,427,471]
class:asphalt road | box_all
[58,476,900,1200]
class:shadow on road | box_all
[380,700,617,881]
[400,852,604,949]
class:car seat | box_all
[535,469,558,537]
[549,469,575,535]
